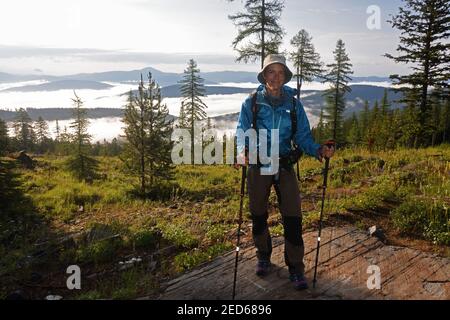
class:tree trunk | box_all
[261,0,265,68]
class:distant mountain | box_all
[62,67,188,86]
[0,66,392,87]
[350,76,391,82]
[0,107,177,122]
[0,108,123,121]
[126,84,318,98]
[210,112,240,126]
[162,85,253,97]
[1,80,113,92]
[302,85,402,117]
[201,71,257,83]
[0,72,57,83]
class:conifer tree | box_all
[177,101,188,129]
[359,100,370,146]
[347,113,361,146]
[378,89,392,149]
[35,116,50,153]
[323,39,353,144]
[313,107,326,143]
[385,0,449,146]
[55,119,61,142]
[228,0,285,67]
[12,108,35,152]
[122,73,174,196]
[179,59,208,161]
[289,29,324,99]
[66,92,98,181]
[0,118,8,155]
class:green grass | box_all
[2,144,449,299]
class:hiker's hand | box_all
[318,144,335,162]
[234,152,248,169]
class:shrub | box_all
[392,199,449,245]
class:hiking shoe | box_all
[289,273,308,290]
[255,260,271,277]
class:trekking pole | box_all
[232,165,247,300]
[313,140,335,289]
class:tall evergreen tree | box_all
[430,97,441,146]
[177,101,188,129]
[379,90,392,149]
[35,116,50,153]
[228,0,285,68]
[54,119,61,142]
[323,39,353,144]
[441,98,450,143]
[369,101,381,149]
[66,92,98,181]
[399,90,421,148]
[12,108,35,152]
[385,0,449,146]
[289,29,324,99]
[56,125,71,156]
[359,100,370,146]
[313,106,326,143]
[179,59,208,161]
[0,118,9,155]
[347,112,361,146]
[122,73,174,196]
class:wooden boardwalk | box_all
[159,226,449,300]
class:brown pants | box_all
[247,165,305,275]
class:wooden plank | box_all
[157,226,450,300]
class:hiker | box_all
[235,54,335,290]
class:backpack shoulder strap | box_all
[251,91,258,130]
[290,96,298,142]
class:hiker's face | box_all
[264,64,285,92]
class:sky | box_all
[0,0,410,76]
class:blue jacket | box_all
[236,84,320,163]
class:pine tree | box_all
[55,119,61,142]
[389,108,404,149]
[399,90,421,148]
[122,73,174,196]
[359,100,370,146]
[314,107,326,143]
[35,116,50,154]
[206,117,214,130]
[347,113,361,146]
[378,90,392,150]
[323,39,353,144]
[177,101,188,129]
[289,29,324,99]
[179,59,208,161]
[441,98,450,143]
[0,118,8,155]
[56,125,71,156]
[228,0,285,68]
[385,0,449,146]
[12,108,35,152]
[66,92,98,181]
[430,98,441,146]
[110,138,121,156]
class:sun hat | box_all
[257,54,293,85]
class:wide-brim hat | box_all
[257,54,293,85]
